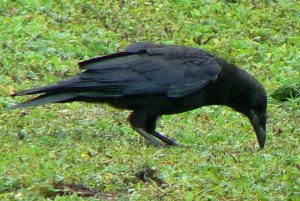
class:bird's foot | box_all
[134,127,164,147]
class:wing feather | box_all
[72,44,221,98]
[14,43,221,100]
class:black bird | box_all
[10,42,267,148]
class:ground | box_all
[0,1,299,200]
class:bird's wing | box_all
[77,44,221,98]
[13,44,221,99]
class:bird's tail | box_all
[9,83,78,109]
[9,92,78,109]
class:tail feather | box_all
[12,83,68,97]
[9,92,78,109]
[12,76,81,97]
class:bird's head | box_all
[221,63,268,149]
[247,107,267,149]
[235,79,268,149]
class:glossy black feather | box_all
[10,42,267,149]
[12,43,221,102]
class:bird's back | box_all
[11,43,221,111]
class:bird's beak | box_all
[249,110,267,149]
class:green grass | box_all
[1,0,299,200]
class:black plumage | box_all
[10,42,267,148]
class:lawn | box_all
[0,0,299,200]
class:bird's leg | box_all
[129,110,179,146]
[129,111,164,147]
[132,127,164,147]
[144,116,178,146]
[149,130,178,146]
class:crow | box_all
[10,42,267,148]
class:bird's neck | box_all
[205,60,254,114]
